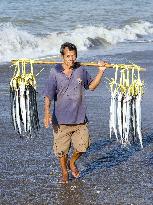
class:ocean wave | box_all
[0,21,153,63]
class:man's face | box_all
[62,47,77,67]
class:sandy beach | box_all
[0,50,153,205]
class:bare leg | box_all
[69,150,83,178]
[59,154,68,183]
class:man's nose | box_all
[70,57,74,61]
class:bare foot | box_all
[61,171,68,184]
[69,161,80,178]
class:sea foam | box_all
[0,21,153,63]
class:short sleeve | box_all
[83,68,93,89]
[42,69,57,100]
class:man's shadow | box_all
[80,133,153,177]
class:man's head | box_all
[60,42,77,68]
[60,42,77,57]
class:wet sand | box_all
[0,50,153,205]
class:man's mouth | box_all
[68,61,74,64]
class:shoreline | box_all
[1,48,153,66]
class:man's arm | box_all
[89,61,107,91]
[44,96,52,128]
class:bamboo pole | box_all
[11,59,145,71]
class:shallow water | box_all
[0,50,153,204]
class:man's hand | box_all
[44,113,52,128]
[97,60,108,72]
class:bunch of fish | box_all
[10,60,40,136]
[108,65,144,147]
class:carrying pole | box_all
[11,59,145,71]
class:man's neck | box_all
[63,64,73,71]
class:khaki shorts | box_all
[53,123,90,157]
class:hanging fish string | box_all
[107,64,144,148]
[10,60,40,136]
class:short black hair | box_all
[60,42,77,57]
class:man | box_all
[43,42,107,183]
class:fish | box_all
[26,87,31,133]
[108,65,144,148]
[19,79,27,132]
[124,93,131,144]
[10,60,40,136]
[109,89,118,140]
[135,92,143,148]
[117,92,123,143]
[15,88,22,134]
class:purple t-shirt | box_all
[43,64,93,124]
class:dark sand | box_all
[0,50,153,205]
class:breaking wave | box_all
[1,20,153,63]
